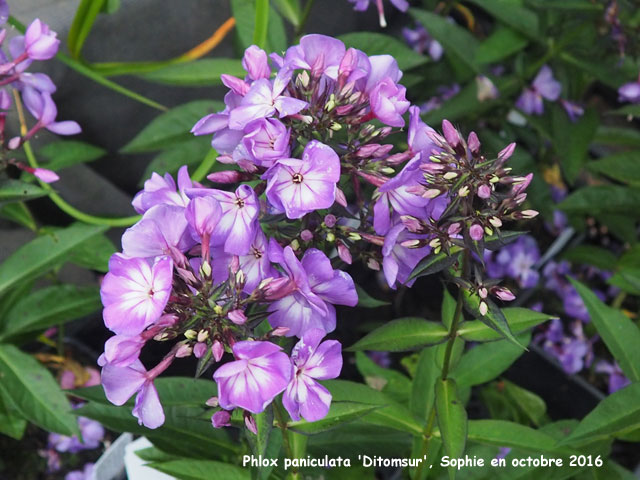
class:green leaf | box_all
[231,0,283,52]
[40,140,106,171]
[266,7,287,54]
[609,104,640,118]
[355,284,390,308]
[569,278,640,381]
[458,307,552,341]
[0,179,48,204]
[552,107,598,184]
[451,332,531,387]
[245,406,274,475]
[502,380,547,427]
[475,26,528,65]
[348,318,448,352]
[409,250,460,281]
[288,401,380,435]
[0,390,27,440]
[409,9,478,74]
[559,186,640,217]
[466,0,539,39]
[435,379,468,461]
[253,0,270,48]
[68,0,107,58]
[0,285,100,340]
[66,233,116,272]
[339,32,429,71]
[0,202,36,231]
[101,0,120,14]
[355,351,411,404]
[608,268,640,295]
[561,245,618,271]
[441,288,456,330]
[587,151,640,186]
[462,291,524,348]
[0,345,78,436]
[148,459,250,480]
[325,380,424,435]
[139,59,245,87]
[410,347,438,421]
[272,0,301,26]
[467,420,562,453]
[141,136,213,184]
[121,100,222,153]
[0,223,107,297]
[594,126,640,148]
[559,383,640,446]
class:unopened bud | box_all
[212,340,224,362]
[424,188,442,199]
[479,287,488,299]
[326,232,335,242]
[478,184,491,199]
[367,258,380,271]
[348,232,362,241]
[185,329,198,340]
[206,396,219,408]
[228,309,247,325]
[197,329,209,342]
[458,186,470,197]
[212,410,231,428]
[244,413,257,435]
[443,171,458,180]
[213,305,224,316]
[494,287,516,301]
[489,216,502,228]
[193,342,207,358]
[429,238,441,249]
[479,301,488,316]
[330,122,342,131]
[484,226,493,236]
[324,214,337,227]
[200,260,212,278]
[301,229,313,242]
[270,326,290,337]
[290,239,300,250]
[175,344,193,358]
[401,239,422,248]
[520,209,539,219]
[448,223,462,236]
[337,241,352,264]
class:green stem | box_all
[413,252,468,480]
[295,0,316,39]
[612,291,627,310]
[273,401,300,478]
[254,0,270,49]
[192,149,218,183]
[23,141,141,227]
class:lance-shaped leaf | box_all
[148,459,250,480]
[0,345,79,436]
[410,347,438,421]
[409,250,461,281]
[558,383,640,446]
[355,284,390,308]
[0,180,48,204]
[347,318,448,352]
[245,406,275,479]
[435,379,468,466]
[287,401,380,435]
[569,278,640,381]
[467,420,566,453]
[462,290,525,348]
[458,308,552,341]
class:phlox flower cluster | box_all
[99,34,538,432]
[0,0,79,182]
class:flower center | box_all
[235,197,245,208]
[252,247,262,259]
[292,173,303,184]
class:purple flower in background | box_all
[618,76,640,103]
[368,351,391,368]
[382,222,430,289]
[213,341,292,414]
[283,34,346,79]
[283,329,342,422]
[403,23,443,60]
[242,118,291,167]
[49,416,104,453]
[132,166,195,214]
[16,19,60,60]
[540,320,594,375]
[268,246,358,337]
[65,463,94,480]
[516,65,561,115]
[122,204,194,259]
[596,361,631,394]
[102,359,165,429]
[505,236,540,288]
[264,140,340,219]
[349,0,409,28]
[100,254,173,336]
[20,88,81,135]
[420,83,460,113]
[188,185,259,255]
[560,99,584,122]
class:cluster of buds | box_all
[0,0,79,182]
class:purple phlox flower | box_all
[349,0,409,28]
[268,245,358,337]
[14,19,60,61]
[187,184,259,255]
[367,351,391,368]
[540,320,594,375]
[263,140,340,219]
[228,72,307,130]
[185,195,222,261]
[0,1,8,25]
[420,83,460,114]
[213,341,292,414]
[283,34,346,79]
[505,235,540,288]
[542,260,571,292]
[382,221,430,289]
[374,155,431,235]
[595,361,631,394]
[562,284,605,322]
[242,118,291,168]
[97,334,145,367]
[101,358,169,429]
[20,85,81,136]
[618,75,640,104]
[64,463,94,480]
[402,23,443,60]
[283,329,342,422]
[407,106,437,157]
[242,45,271,81]
[122,204,195,259]
[240,230,278,292]
[363,55,409,127]
[496,448,512,460]
[516,65,561,115]
[560,99,584,122]
[132,165,197,214]
[191,92,244,154]
[48,416,104,453]
[100,254,173,336]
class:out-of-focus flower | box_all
[618,75,640,104]
[595,361,631,394]
[349,0,409,27]
[516,65,561,115]
[403,23,443,60]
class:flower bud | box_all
[300,229,313,242]
[478,287,488,299]
[498,142,516,162]
[197,330,209,342]
[337,241,352,264]
[193,342,207,358]
[458,186,470,197]
[442,119,460,148]
[367,258,380,271]
[478,184,491,199]
[469,224,484,241]
[448,223,462,237]
[206,396,219,408]
[270,326,290,337]
[184,329,198,340]
[244,413,258,435]
[228,309,247,325]
[326,232,335,242]
[212,410,231,428]
[175,344,193,358]
[479,301,488,316]
[212,340,224,362]
[520,209,539,219]
[493,287,516,301]
[489,216,503,228]
[324,214,337,228]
